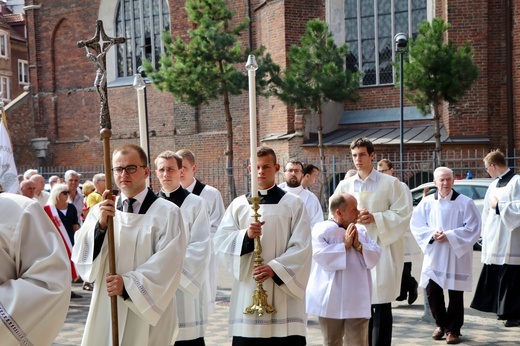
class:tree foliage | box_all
[271,19,359,205]
[143,0,279,198]
[398,18,478,165]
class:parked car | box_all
[410,178,494,250]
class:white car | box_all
[410,178,494,250]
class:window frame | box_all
[0,33,8,58]
[18,59,29,84]
[344,0,427,87]
[0,76,11,101]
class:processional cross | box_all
[77,20,125,346]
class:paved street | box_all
[53,252,519,345]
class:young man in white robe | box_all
[177,148,225,315]
[471,150,520,328]
[72,144,187,346]
[214,146,312,346]
[377,159,420,305]
[334,137,412,346]
[0,193,71,346]
[410,167,481,345]
[280,160,324,228]
[307,193,382,346]
[156,150,211,346]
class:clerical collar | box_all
[160,185,181,198]
[183,178,197,192]
[258,184,277,195]
[498,168,511,180]
[248,184,286,204]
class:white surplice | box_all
[334,172,412,303]
[0,193,71,346]
[214,192,312,338]
[176,193,211,341]
[282,185,324,228]
[306,220,381,319]
[185,179,225,314]
[410,191,481,291]
[400,182,422,262]
[72,198,186,346]
[480,174,520,265]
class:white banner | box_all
[0,118,19,193]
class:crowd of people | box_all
[1,138,518,346]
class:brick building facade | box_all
[8,0,520,195]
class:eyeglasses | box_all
[484,163,495,171]
[61,191,70,195]
[285,169,302,174]
[112,165,147,175]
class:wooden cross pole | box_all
[77,20,125,346]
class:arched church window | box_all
[115,0,170,78]
[344,0,427,86]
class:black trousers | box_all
[174,337,205,346]
[368,302,392,346]
[232,335,306,346]
[399,262,417,296]
[426,279,464,335]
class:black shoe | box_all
[396,294,407,301]
[504,319,520,327]
[71,291,83,299]
[408,280,418,305]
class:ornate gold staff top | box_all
[77,20,125,346]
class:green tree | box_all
[398,18,478,166]
[143,0,278,199]
[271,19,359,199]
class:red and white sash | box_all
[44,204,78,280]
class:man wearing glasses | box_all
[280,160,323,228]
[72,144,187,345]
[471,150,520,328]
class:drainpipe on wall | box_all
[505,0,515,162]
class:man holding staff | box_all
[214,146,312,346]
[72,144,186,345]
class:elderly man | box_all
[86,173,105,211]
[65,170,83,222]
[30,174,50,206]
[471,150,520,328]
[72,144,187,345]
[411,167,481,344]
[155,150,211,346]
[20,179,36,199]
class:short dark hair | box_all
[285,160,304,171]
[484,150,506,167]
[155,150,183,169]
[303,163,319,176]
[113,144,148,166]
[257,146,277,163]
[350,137,375,155]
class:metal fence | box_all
[18,148,519,208]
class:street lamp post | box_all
[133,71,151,185]
[394,33,408,182]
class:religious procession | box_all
[1,0,520,346]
